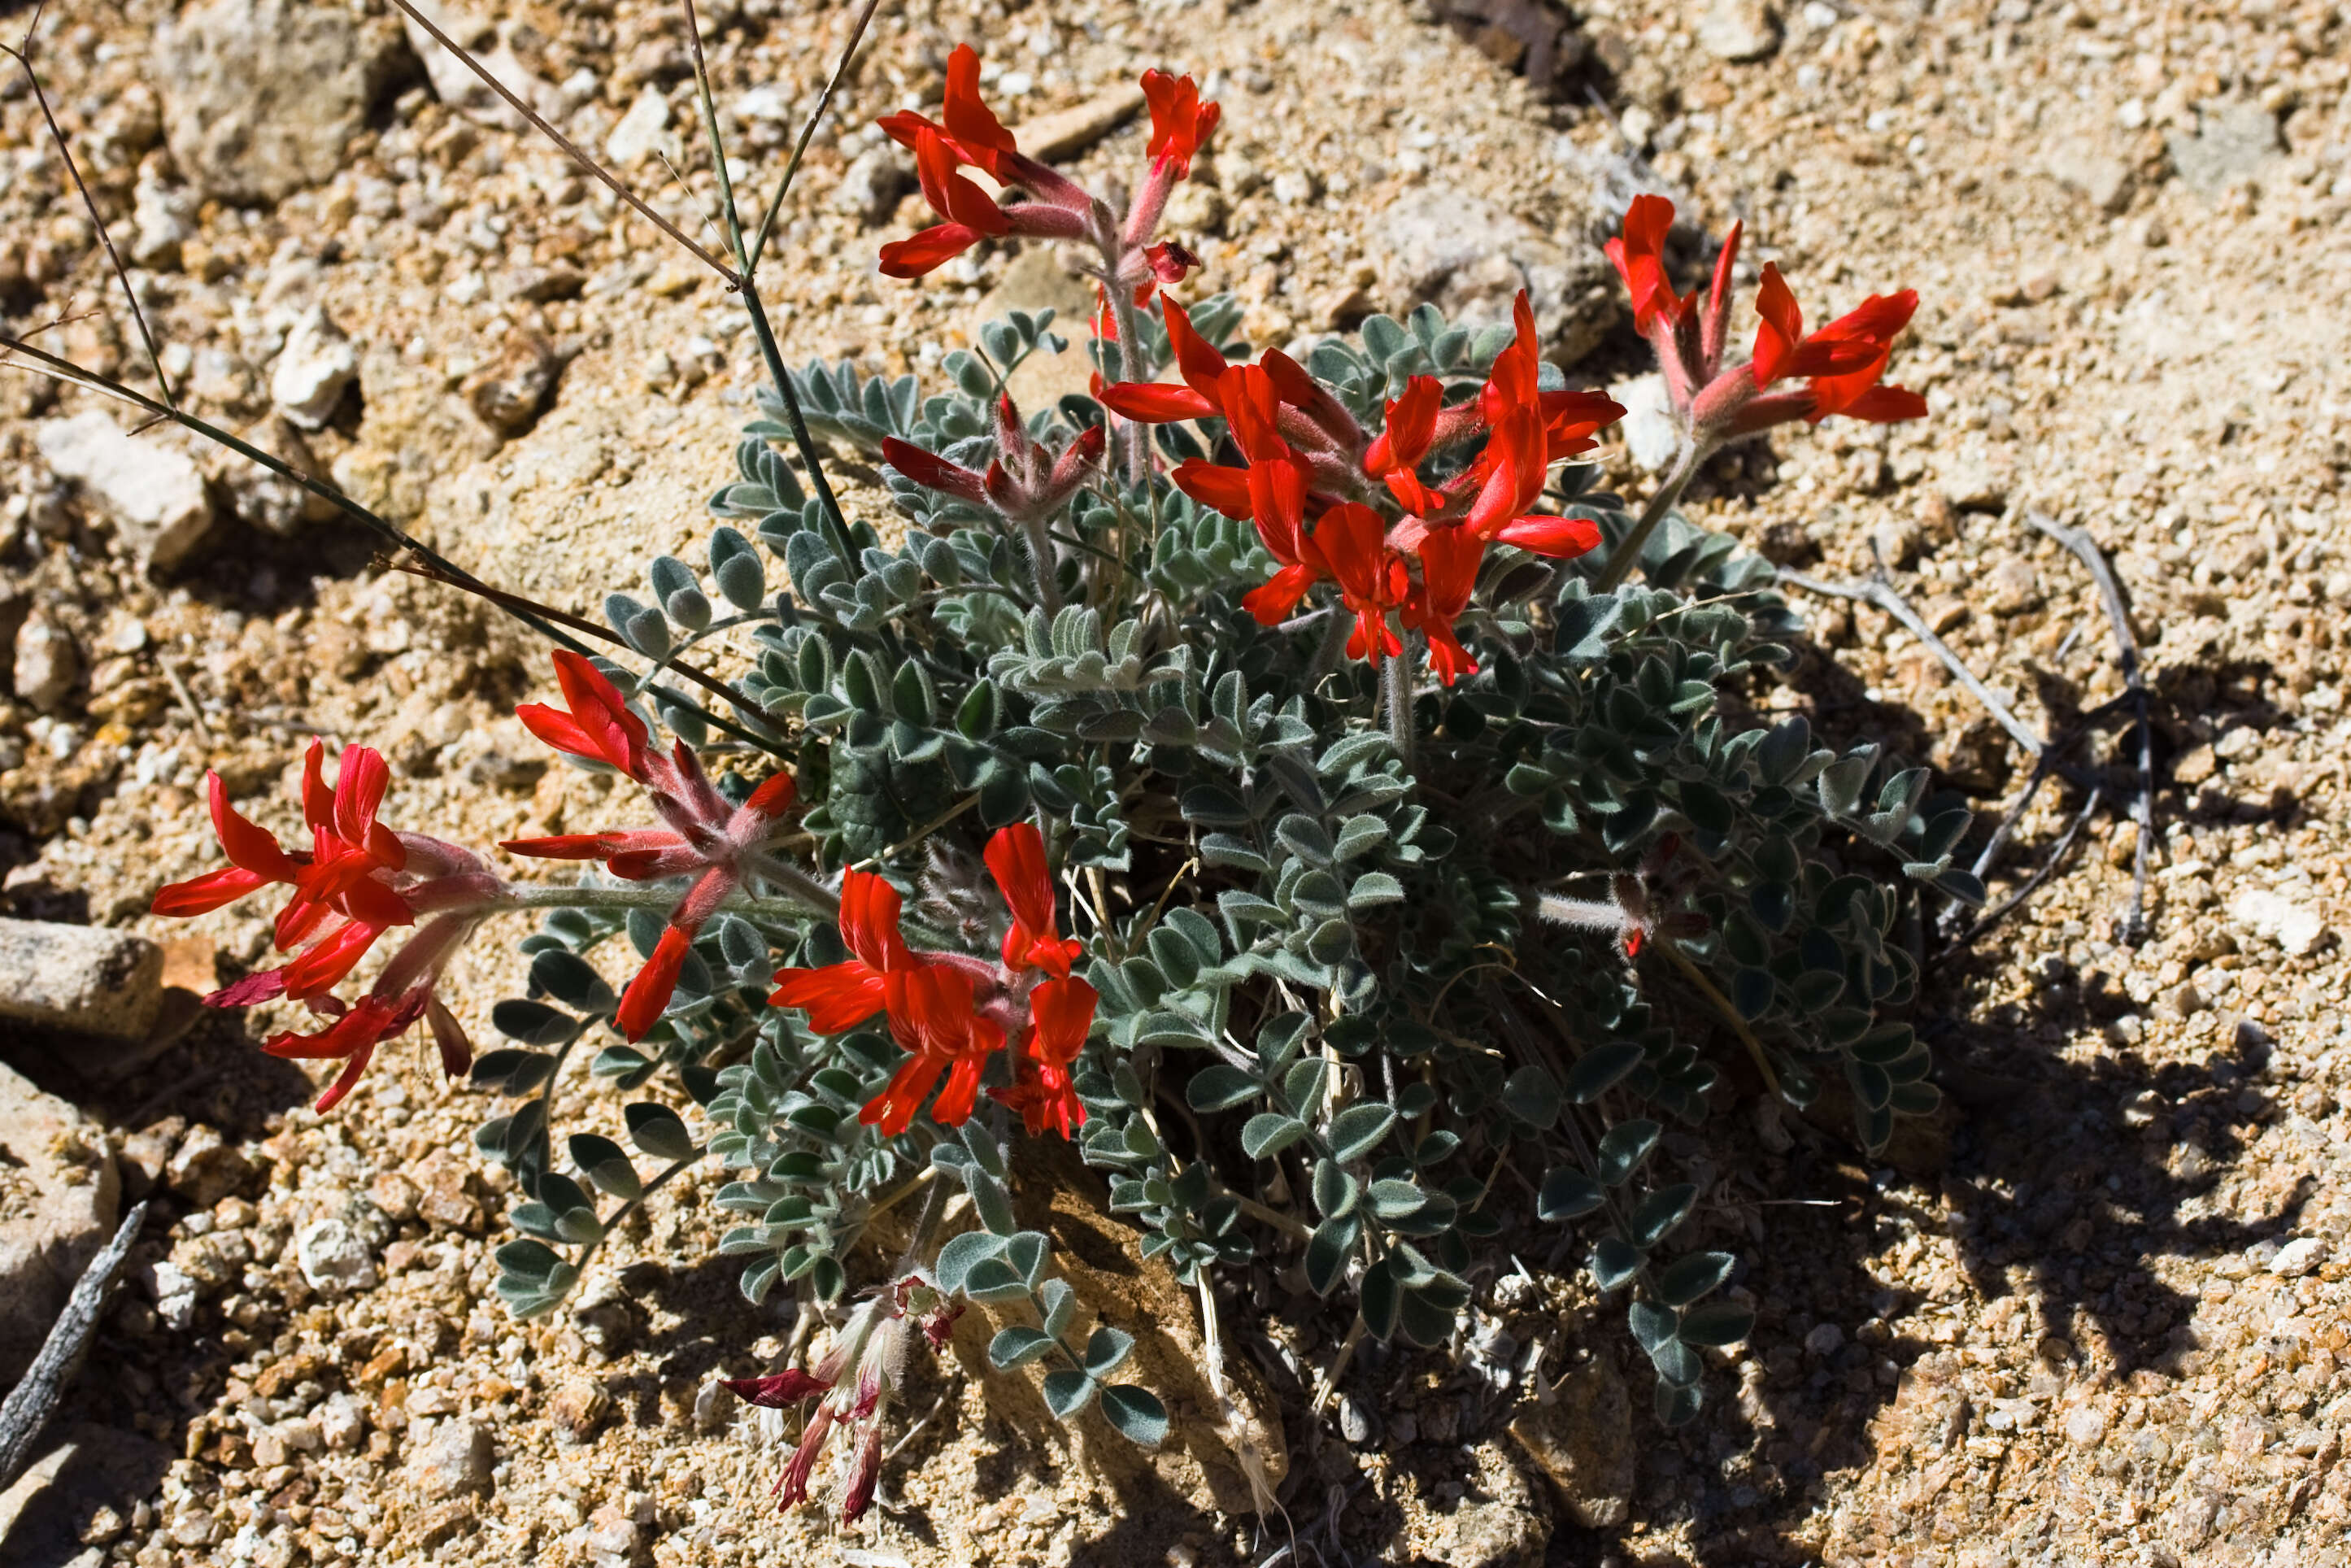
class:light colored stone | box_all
[410,1418,495,1498]
[1508,1349,1633,1528]
[295,1216,379,1295]
[2229,887,2327,958]
[2045,146,2135,214]
[317,1392,368,1452]
[2064,1404,2109,1445]
[270,305,359,431]
[1376,187,1617,364]
[1010,82,1146,163]
[583,1503,642,1568]
[1805,1321,1846,1356]
[130,174,195,269]
[1698,0,1780,63]
[464,329,564,437]
[2269,1236,2327,1278]
[833,146,910,228]
[152,0,405,203]
[2168,101,2280,196]
[163,1123,255,1209]
[35,411,216,571]
[0,916,163,1043]
[606,89,676,168]
[0,1061,120,1383]
[11,612,79,714]
[1610,372,1678,471]
[398,0,565,130]
[1161,180,1227,236]
[973,249,1098,415]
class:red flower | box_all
[1607,196,1926,455]
[984,821,1081,977]
[1403,524,1484,686]
[516,650,652,777]
[769,824,1095,1139]
[877,44,1017,178]
[1732,264,1927,427]
[505,655,801,1041]
[1313,503,1408,661]
[1141,68,1220,176]
[768,869,914,1034]
[151,741,503,1111]
[1097,296,1230,422]
[993,974,1098,1139]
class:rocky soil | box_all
[3,0,2349,1564]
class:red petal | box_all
[878,223,986,279]
[721,1370,832,1408]
[617,925,693,1041]
[1170,460,1252,519]
[1750,264,1804,390]
[152,865,268,918]
[1493,514,1604,559]
[1098,382,1219,423]
[769,960,890,1035]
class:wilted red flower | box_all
[724,1274,964,1522]
[504,651,801,1041]
[882,394,1106,525]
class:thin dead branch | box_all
[1946,782,2105,950]
[0,1200,149,1490]
[1777,567,2044,758]
[378,0,739,281]
[0,37,176,406]
[2028,510,2155,943]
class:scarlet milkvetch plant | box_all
[146,40,1981,1521]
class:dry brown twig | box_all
[2027,510,2156,943]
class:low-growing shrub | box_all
[144,41,1974,1520]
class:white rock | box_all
[1610,372,1679,472]
[152,1259,199,1331]
[35,412,216,571]
[317,1392,368,1451]
[1803,1322,1844,1356]
[398,0,564,130]
[2230,888,2327,958]
[11,612,79,715]
[1698,0,1781,63]
[2269,1236,2327,1278]
[607,89,676,168]
[294,1217,379,1295]
[2063,1405,2109,1445]
[410,1418,495,1497]
[270,306,359,430]
[833,146,910,228]
[131,175,196,268]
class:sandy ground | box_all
[3,0,2349,1563]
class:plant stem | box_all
[1382,638,1417,778]
[1593,445,1702,594]
[503,879,837,922]
[1652,934,1783,1098]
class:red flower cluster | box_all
[1606,194,1926,451]
[875,44,1216,304]
[503,651,800,1040]
[151,742,504,1110]
[770,822,1096,1139]
[881,393,1106,526]
[1099,290,1624,684]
